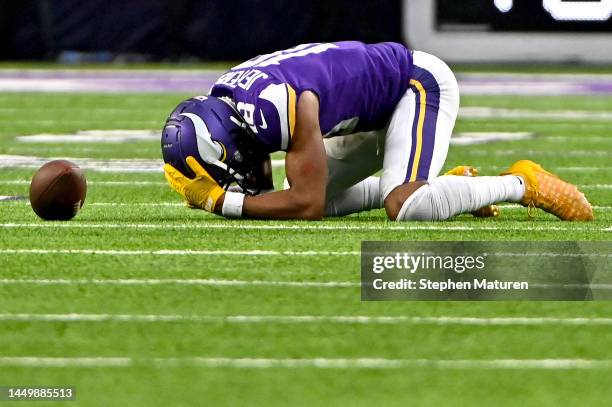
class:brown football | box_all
[29,160,87,221]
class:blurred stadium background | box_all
[1,1,611,406]
[2,0,612,63]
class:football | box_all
[29,160,87,221]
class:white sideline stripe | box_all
[0,356,610,370]
[0,107,148,114]
[0,68,219,75]
[459,107,612,121]
[0,119,160,125]
[459,73,612,79]
[4,313,612,326]
[0,279,357,288]
[89,202,183,206]
[0,195,25,201]
[16,130,159,143]
[0,155,285,172]
[463,150,611,157]
[0,154,163,173]
[0,249,360,256]
[0,180,167,186]
[0,223,608,232]
[0,271,609,289]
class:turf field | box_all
[0,69,611,406]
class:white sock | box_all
[325,176,382,217]
[397,175,525,221]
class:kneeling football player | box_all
[161,41,593,221]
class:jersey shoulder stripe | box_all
[259,82,297,151]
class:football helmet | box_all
[161,96,269,194]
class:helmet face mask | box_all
[161,96,270,195]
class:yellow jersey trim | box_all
[408,79,426,182]
[287,84,297,139]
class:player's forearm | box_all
[215,189,324,220]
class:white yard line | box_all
[0,249,359,256]
[0,180,167,185]
[543,136,611,142]
[0,356,609,369]
[0,166,609,180]
[0,279,357,288]
[0,223,607,232]
[461,150,611,157]
[5,106,612,121]
[6,202,612,210]
[3,313,612,326]
[0,274,609,289]
[450,132,534,145]
[0,155,285,172]
[0,357,132,367]
[16,130,158,143]
[0,195,25,201]
[17,130,567,145]
[0,247,610,257]
[0,248,361,256]
[0,120,160,125]
[478,166,612,172]
[0,153,610,174]
[0,250,606,257]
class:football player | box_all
[162,41,593,221]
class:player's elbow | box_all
[292,192,325,220]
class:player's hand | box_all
[163,156,225,212]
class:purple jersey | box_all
[210,41,413,152]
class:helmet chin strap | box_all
[210,159,229,172]
[210,159,247,187]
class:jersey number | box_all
[233,43,338,69]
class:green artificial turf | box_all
[0,81,611,406]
